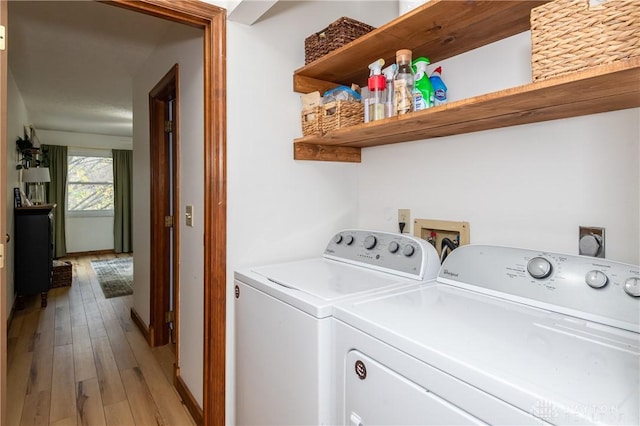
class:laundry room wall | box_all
[221,1,397,423]
[356,32,640,265]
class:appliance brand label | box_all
[442,269,459,277]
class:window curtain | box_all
[113,149,133,253]
[43,144,67,258]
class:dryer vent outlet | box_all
[579,226,605,258]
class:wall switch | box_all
[185,205,194,227]
[398,209,410,233]
[579,226,605,258]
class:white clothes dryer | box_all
[334,245,639,425]
[234,229,440,426]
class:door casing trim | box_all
[108,1,227,424]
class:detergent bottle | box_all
[412,57,434,111]
[367,58,386,122]
[429,66,448,106]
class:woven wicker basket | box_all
[305,17,375,64]
[531,0,640,81]
[322,101,364,134]
[301,107,323,136]
[52,260,72,288]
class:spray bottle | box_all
[382,63,397,118]
[412,57,434,111]
[367,59,386,122]
[429,66,448,106]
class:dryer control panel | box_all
[438,245,640,332]
[324,230,440,281]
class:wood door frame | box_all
[108,1,227,424]
[149,65,178,348]
[0,2,8,424]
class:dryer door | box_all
[345,350,485,426]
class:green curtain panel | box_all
[113,149,133,253]
[43,144,67,258]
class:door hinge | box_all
[165,310,175,324]
[0,243,4,269]
[0,26,5,51]
[164,215,174,228]
[164,120,174,133]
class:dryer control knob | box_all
[388,241,399,253]
[345,235,354,245]
[364,235,377,250]
[585,270,608,289]
[624,277,640,297]
[334,234,343,244]
[527,257,552,279]
[403,244,415,257]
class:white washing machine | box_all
[334,245,640,425]
[234,229,440,425]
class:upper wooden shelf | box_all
[294,58,640,162]
[293,0,549,94]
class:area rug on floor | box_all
[91,257,133,299]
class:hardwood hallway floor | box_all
[6,254,195,426]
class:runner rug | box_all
[90,257,133,299]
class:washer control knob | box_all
[345,235,354,245]
[527,257,552,279]
[624,277,640,297]
[388,241,399,254]
[334,234,343,244]
[585,270,608,289]
[403,244,415,257]
[364,235,377,250]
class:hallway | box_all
[6,254,195,425]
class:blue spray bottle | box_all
[429,66,447,106]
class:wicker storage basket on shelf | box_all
[52,260,72,288]
[530,0,640,81]
[321,101,364,134]
[305,17,375,64]
[301,107,323,136]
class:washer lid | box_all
[254,258,412,300]
[235,258,419,318]
[334,283,640,425]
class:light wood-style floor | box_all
[6,254,195,426]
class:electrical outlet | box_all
[398,209,410,233]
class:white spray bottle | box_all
[367,59,386,122]
[382,63,397,118]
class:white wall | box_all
[357,33,640,265]
[132,23,205,405]
[6,69,29,319]
[224,1,397,424]
[36,130,132,253]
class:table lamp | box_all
[22,167,50,205]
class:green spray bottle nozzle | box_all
[368,58,385,76]
[412,57,431,73]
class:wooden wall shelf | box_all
[294,59,640,162]
[293,0,548,94]
[292,0,639,163]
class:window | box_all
[67,150,114,216]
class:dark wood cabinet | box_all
[14,204,55,307]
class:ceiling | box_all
[8,1,186,137]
